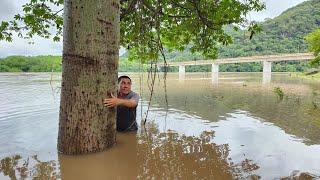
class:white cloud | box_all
[0,0,308,58]
[248,0,307,22]
[0,35,62,57]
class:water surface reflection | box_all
[0,128,260,179]
[136,125,257,179]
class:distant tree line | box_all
[0,56,150,72]
[0,55,312,73]
[0,56,61,72]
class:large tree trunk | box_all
[58,0,120,155]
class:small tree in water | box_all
[273,87,284,101]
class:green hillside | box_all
[148,0,320,61]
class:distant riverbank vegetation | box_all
[0,56,61,72]
[0,55,314,73]
[0,55,149,72]
[293,70,320,81]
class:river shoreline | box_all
[292,72,320,81]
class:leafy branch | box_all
[0,0,63,42]
[1,0,265,60]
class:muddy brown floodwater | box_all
[0,72,319,179]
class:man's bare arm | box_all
[103,94,138,108]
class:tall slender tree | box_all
[0,0,265,155]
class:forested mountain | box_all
[218,0,320,58]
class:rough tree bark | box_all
[58,0,120,155]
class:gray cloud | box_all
[0,0,15,20]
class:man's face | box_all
[119,78,132,95]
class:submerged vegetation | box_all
[273,87,284,101]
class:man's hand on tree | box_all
[103,93,120,107]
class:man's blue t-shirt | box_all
[116,91,139,131]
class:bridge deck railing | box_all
[159,53,314,67]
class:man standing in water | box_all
[104,76,139,131]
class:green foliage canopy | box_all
[121,0,265,61]
[1,0,265,61]
[0,0,63,42]
[154,0,320,61]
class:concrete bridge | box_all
[159,53,314,83]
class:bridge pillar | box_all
[211,63,219,84]
[179,65,185,81]
[263,61,271,84]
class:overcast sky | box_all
[0,0,308,58]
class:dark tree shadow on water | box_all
[138,122,260,179]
